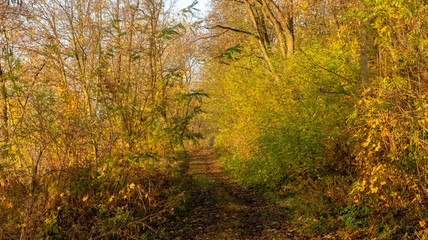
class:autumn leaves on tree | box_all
[0,0,204,238]
[1,0,428,239]
[204,0,428,238]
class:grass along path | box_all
[176,149,300,240]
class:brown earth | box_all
[170,149,302,240]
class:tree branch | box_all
[206,25,256,37]
[298,46,352,83]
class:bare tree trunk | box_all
[243,0,279,81]
[0,63,8,143]
[360,4,373,96]
[266,0,294,57]
[260,0,287,58]
[285,0,294,57]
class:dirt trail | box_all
[178,149,299,240]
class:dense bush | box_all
[204,0,428,238]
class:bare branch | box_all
[206,24,256,37]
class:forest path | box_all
[177,149,299,240]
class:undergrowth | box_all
[0,155,192,239]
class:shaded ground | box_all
[171,149,300,240]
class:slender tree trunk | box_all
[285,0,294,57]
[360,4,373,96]
[0,63,8,143]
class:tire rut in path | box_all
[181,149,298,240]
